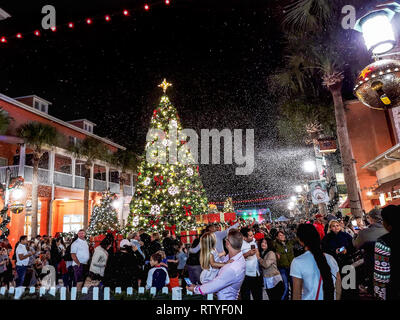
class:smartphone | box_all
[184,278,192,286]
[250,244,256,250]
[338,246,346,253]
[354,226,360,230]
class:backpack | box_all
[152,268,167,291]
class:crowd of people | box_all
[0,204,399,300]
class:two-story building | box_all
[345,99,400,212]
[0,93,135,247]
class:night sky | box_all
[0,0,360,213]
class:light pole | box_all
[353,1,400,134]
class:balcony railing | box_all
[54,171,73,188]
[0,165,19,183]
[75,176,85,189]
[0,165,133,195]
[93,179,107,192]
[123,185,134,196]
[109,182,120,194]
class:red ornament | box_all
[153,109,159,117]
[138,172,141,175]
[196,166,199,172]
[154,176,164,186]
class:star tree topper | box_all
[158,78,172,93]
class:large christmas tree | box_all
[87,190,121,237]
[126,80,208,234]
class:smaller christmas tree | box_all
[223,197,234,213]
[87,190,121,238]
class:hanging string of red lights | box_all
[0,1,172,44]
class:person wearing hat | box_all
[353,208,388,295]
[313,214,326,240]
[103,238,144,290]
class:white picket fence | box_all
[0,286,214,300]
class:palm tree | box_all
[274,0,364,222]
[68,137,108,229]
[112,149,140,226]
[17,122,59,237]
[0,108,11,135]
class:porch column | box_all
[49,150,55,185]
[71,158,76,188]
[18,144,26,177]
[106,166,110,190]
[118,170,122,195]
[90,164,94,190]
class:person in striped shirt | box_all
[374,205,400,300]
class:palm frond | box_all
[283,0,332,32]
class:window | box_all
[34,100,40,110]
[63,214,83,233]
[69,136,77,146]
[0,157,7,166]
[41,103,46,112]
[88,125,92,133]
[84,124,88,131]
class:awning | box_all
[339,198,349,209]
[373,178,400,194]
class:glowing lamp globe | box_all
[354,3,400,55]
[354,59,400,110]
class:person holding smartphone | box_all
[240,227,263,300]
[321,220,356,299]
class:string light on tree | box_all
[105,15,111,21]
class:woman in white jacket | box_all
[86,239,112,287]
